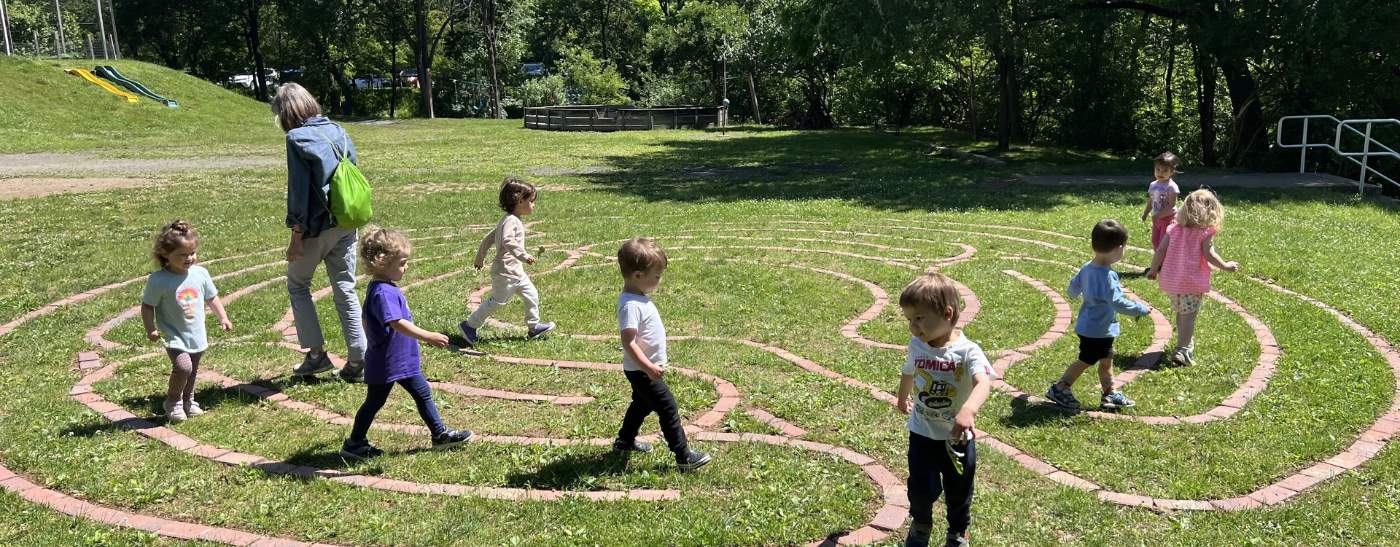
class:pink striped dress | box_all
[1159,224,1216,295]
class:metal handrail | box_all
[1276,115,1400,193]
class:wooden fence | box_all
[524,105,728,131]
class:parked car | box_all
[354,75,391,89]
[397,69,420,88]
[231,68,278,88]
[520,62,545,77]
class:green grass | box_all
[3,57,1400,546]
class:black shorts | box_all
[1077,335,1116,363]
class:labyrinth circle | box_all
[4,217,1397,546]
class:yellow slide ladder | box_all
[65,68,140,103]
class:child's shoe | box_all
[458,321,478,347]
[293,352,334,376]
[903,523,933,547]
[184,400,203,417]
[334,361,365,383]
[528,322,556,339]
[163,399,187,423]
[1171,346,1196,367]
[676,448,711,472]
[339,440,384,460]
[613,439,654,453]
[1044,383,1081,409]
[1101,390,1135,409]
[431,429,475,450]
[944,531,969,547]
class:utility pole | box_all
[95,0,109,59]
[53,0,65,57]
[107,0,121,58]
[0,0,13,56]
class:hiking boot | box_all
[458,321,478,347]
[163,399,187,423]
[431,429,474,450]
[293,352,334,376]
[1045,383,1081,409]
[613,439,654,453]
[904,523,933,547]
[944,531,969,547]
[334,360,365,383]
[339,440,384,460]
[528,322,556,339]
[676,448,711,472]
[184,400,203,417]
[1101,390,1136,410]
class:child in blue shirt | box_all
[1045,220,1152,410]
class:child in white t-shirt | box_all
[895,273,995,547]
[610,238,711,472]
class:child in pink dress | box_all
[1140,152,1180,275]
[1147,189,1239,367]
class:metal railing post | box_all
[1359,122,1374,193]
[1300,117,1309,173]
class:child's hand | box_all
[1141,212,1149,222]
[473,260,484,270]
[525,256,536,265]
[425,332,449,349]
[220,318,233,331]
[645,366,664,382]
[1146,269,1157,280]
[898,398,911,415]
[1223,261,1239,272]
[951,410,976,445]
[147,330,161,342]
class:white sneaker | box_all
[184,400,203,417]
[163,399,187,423]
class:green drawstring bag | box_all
[310,127,372,229]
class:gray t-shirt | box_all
[142,265,218,353]
[618,292,666,372]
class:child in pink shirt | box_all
[1141,152,1181,275]
[1147,189,1239,367]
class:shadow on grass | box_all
[502,449,647,490]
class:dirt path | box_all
[0,152,282,200]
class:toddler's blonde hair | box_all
[618,238,667,276]
[1177,189,1225,230]
[153,220,199,267]
[899,273,963,326]
[359,226,411,271]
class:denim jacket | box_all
[285,117,357,239]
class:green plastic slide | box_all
[95,65,179,108]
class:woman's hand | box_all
[286,234,304,263]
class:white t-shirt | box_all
[618,292,666,372]
[902,331,996,440]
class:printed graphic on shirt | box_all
[912,357,963,426]
[176,287,200,322]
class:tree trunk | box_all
[1164,20,1177,137]
[414,0,434,118]
[485,0,502,119]
[246,0,268,102]
[389,25,398,118]
[798,73,835,130]
[1193,45,1218,167]
[967,66,978,141]
[1220,59,1267,168]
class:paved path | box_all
[1020,172,1359,190]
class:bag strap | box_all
[307,126,349,162]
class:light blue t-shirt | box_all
[1068,262,1149,338]
[141,265,218,353]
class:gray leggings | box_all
[165,349,202,404]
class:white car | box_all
[231,69,279,88]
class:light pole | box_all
[53,0,65,57]
[0,0,12,56]
[95,0,108,59]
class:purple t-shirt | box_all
[363,280,422,384]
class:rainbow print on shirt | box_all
[177,287,200,321]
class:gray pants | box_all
[287,226,366,362]
[466,274,540,329]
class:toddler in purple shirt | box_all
[340,227,474,460]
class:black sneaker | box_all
[944,531,969,547]
[676,448,711,472]
[904,523,932,547]
[339,441,384,460]
[613,439,654,453]
[334,361,365,383]
[431,429,474,450]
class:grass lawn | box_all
[2,58,1400,546]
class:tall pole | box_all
[53,0,66,57]
[1,0,13,55]
[107,0,121,59]
[95,0,109,59]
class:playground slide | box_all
[95,65,179,108]
[65,68,139,103]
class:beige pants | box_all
[466,275,539,329]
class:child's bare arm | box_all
[621,329,663,380]
[1201,235,1238,272]
[951,372,991,444]
[141,304,159,341]
[207,297,232,331]
[1141,199,1153,221]
[1147,234,1171,280]
[473,227,496,269]
[897,374,914,415]
[389,319,449,348]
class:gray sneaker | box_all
[334,360,365,383]
[1101,390,1136,409]
[944,531,969,547]
[1171,346,1197,367]
[1045,383,1081,409]
[293,352,334,376]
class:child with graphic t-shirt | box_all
[895,273,995,547]
[1140,152,1181,266]
[340,227,474,460]
[141,220,232,424]
[610,238,711,472]
[1045,220,1152,411]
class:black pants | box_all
[908,431,976,533]
[616,369,688,455]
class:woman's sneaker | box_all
[458,322,478,347]
[527,322,556,339]
[612,439,654,453]
[1044,383,1081,409]
[1101,390,1135,409]
[340,441,384,460]
[432,429,474,450]
[184,400,203,417]
[293,352,334,376]
[676,448,711,471]
[163,399,187,423]
[334,361,365,383]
